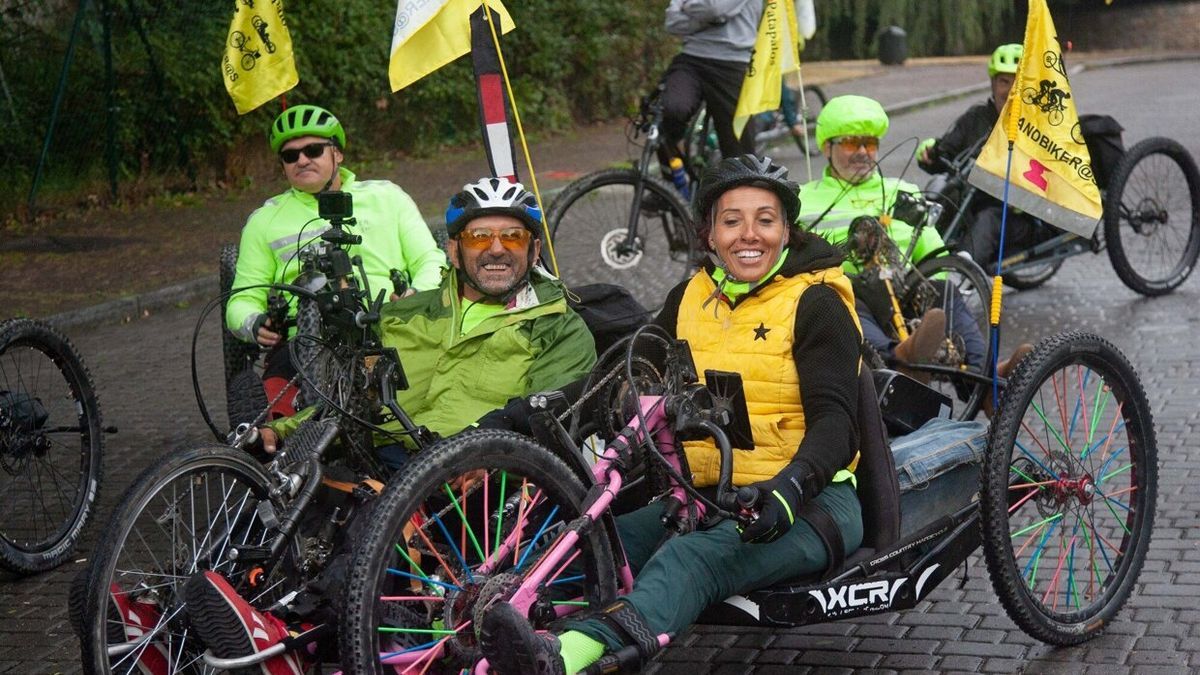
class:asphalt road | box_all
[2,58,1199,674]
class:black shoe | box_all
[480,603,567,675]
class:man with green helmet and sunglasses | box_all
[226,104,447,418]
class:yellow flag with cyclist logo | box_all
[732,0,801,139]
[389,0,515,92]
[968,0,1102,237]
[222,0,299,115]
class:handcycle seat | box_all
[696,367,901,626]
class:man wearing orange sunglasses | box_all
[185,177,597,673]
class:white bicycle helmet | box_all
[445,177,542,238]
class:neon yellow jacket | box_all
[798,168,944,274]
[226,168,446,341]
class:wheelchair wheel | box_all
[901,255,992,420]
[1103,136,1200,296]
[340,430,617,675]
[219,243,267,429]
[0,318,103,574]
[548,168,695,311]
[980,332,1156,645]
[83,444,301,673]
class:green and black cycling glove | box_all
[738,463,807,544]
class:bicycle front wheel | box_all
[1103,136,1200,296]
[340,429,617,675]
[83,444,300,673]
[0,318,103,574]
[548,168,695,310]
[980,332,1156,645]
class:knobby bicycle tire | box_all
[0,318,103,574]
[980,332,1156,645]
[548,168,695,311]
[340,429,618,675]
[83,443,302,674]
[1103,136,1200,296]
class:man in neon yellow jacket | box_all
[797,95,952,373]
[226,104,446,418]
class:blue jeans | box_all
[890,418,988,537]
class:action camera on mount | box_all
[318,190,354,222]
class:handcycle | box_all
[926,129,1200,295]
[0,318,109,574]
[338,323,1156,673]
[77,190,437,673]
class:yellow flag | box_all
[732,0,801,139]
[221,0,299,115]
[968,0,1102,237]
[389,0,515,93]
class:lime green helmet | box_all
[988,43,1023,78]
[269,105,346,153]
[815,95,889,149]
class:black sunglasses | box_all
[280,141,335,164]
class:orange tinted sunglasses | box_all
[830,135,880,151]
[457,226,532,251]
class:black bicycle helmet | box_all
[695,154,801,229]
[445,177,543,239]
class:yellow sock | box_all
[559,630,607,674]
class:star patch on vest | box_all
[753,322,770,341]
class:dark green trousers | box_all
[568,481,862,650]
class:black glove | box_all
[738,463,806,544]
[473,395,535,434]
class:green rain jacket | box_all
[267,267,597,445]
[226,167,446,342]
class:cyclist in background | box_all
[916,44,1043,268]
[226,104,447,419]
[798,95,960,379]
[658,0,762,176]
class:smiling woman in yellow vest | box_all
[478,155,867,675]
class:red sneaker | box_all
[184,571,308,675]
[108,583,170,675]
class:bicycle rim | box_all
[0,319,101,573]
[981,333,1156,645]
[341,430,616,674]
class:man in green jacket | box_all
[226,104,447,418]
[182,177,597,674]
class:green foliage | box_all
[1,0,1027,212]
[802,0,1020,60]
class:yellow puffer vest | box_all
[677,266,860,487]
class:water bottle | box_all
[668,157,690,199]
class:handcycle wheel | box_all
[219,243,267,429]
[82,444,301,673]
[548,168,695,310]
[900,255,992,420]
[1103,136,1200,296]
[1002,259,1064,291]
[980,332,1156,645]
[0,318,103,574]
[340,430,618,675]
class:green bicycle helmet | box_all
[815,95,889,149]
[988,43,1023,78]
[269,104,346,153]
